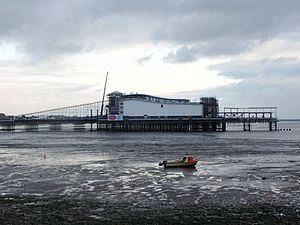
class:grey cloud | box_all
[0,0,165,60]
[1,1,300,61]
[137,53,154,65]
[172,55,300,118]
[154,0,300,43]
[174,78,300,118]
[163,40,254,64]
[157,0,300,61]
[209,57,300,78]
[163,46,199,63]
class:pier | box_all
[0,90,279,132]
[0,104,277,132]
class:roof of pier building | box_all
[108,91,194,104]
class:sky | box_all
[1,0,300,118]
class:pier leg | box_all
[1,124,15,131]
[49,123,61,131]
[269,121,278,131]
[25,123,39,131]
[243,121,251,131]
[212,123,217,132]
[90,109,93,131]
[222,122,226,131]
[96,109,99,130]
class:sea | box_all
[0,121,299,224]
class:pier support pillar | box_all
[243,121,251,131]
[222,122,226,132]
[96,109,99,130]
[49,123,61,131]
[269,121,278,131]
[25,123,38,131]
[1,123,15,131]
[90,109,93,131]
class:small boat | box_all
[159,155,198,168]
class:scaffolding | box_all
[19,101,107,119]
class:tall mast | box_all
[100,71,108,117]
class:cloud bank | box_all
[1,0,300,117]
[1,0,300,60]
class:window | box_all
[161,104,163,108]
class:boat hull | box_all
[162,162,197,168]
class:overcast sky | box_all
[1,0,300,118]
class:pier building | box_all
[99,91,221,132]
[107,91,218,119]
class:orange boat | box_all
[159,155,198,168]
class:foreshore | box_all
[1,194,299,225]
[1,130,300,224]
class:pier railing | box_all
[221,107,277,121]
[220,107,278,131]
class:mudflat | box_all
[0,126,300,224]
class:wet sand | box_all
[1,193,299,225]
[1,126,300,224]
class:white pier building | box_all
[107,91,218,119]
